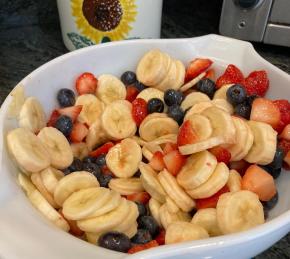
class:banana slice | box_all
[40,167,64,194]
[181,92,210,111]
[211,99,234,114]
[171,60,186,90]
[180,72,206,92]
[123,222,138,239]
[216,190,264,234]
[185,114,213,141]
[96,74,126,105]
[191,208,221,236]
[159,204,184,230]
[244,121,277,165]
[139,162,167,203]
[166,196,180,214]
[177,151,217,190]
[106,138,142,178]
[7,128,50,174]
[108,178,144,195]
[136,88,165,103]
[18,97,46,133]
[101,100,137,140]
[142,143,163,161]
[85,118,108,151]
[18,173,36,195]
[8,84,26,118]
[75,94,103,126]
[148,134,177,146]
[154,58,177,91]
[148,198,162,226]
[131,136,148,147]
[213,84,234,100]
[186,162,229,199]
[184,101,213,120]
[70,142,89,160]
[158,169,195,212]
[227,169,242,192]
[38,127,73,169]
[62,187,111,220]
[53,171,99,206]
[28,189,70,232]
[165,222,209,244]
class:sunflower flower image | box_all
[71,0,137,44]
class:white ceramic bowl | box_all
[0,34,289,259]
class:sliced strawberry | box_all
[284,150,290,167]
[209,146,231,164]
[229,160,250,176]
[195,185,230,210]
[89,142,114,157]
[177,120,199,146]
[75,72,97,95]
[126,192,151,204]
[149,151,165,171]
[132,98,148,126]
[216,64,244,89]
[163,150,186,176]
[155,229,165,245]
[250,98,281,129]
[126,85,139,103]
[185,58,213,83]
[127,240,159,254]
[204,68,215,81]
[163,142,178,155]
[279,124,290,141]
[244,70,269,97]
[273,99,290,133]
[69,122,89,143]
[58,105,82,123]
[278,139,290,156]
[47,109,60,127]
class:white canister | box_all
[57,0,163,51]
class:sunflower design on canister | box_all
[71,0,137,44]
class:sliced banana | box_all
[148,198,162,226]
[18,173,36,195]
[18,97,46,133]
[148,134,177,146]
[184,101,213,120]
[216,190,264,234]
[180,72,206,92]
[106,138,142,178]
[40,167,64,194]
[101,100,136,140]
[185,114,213,141]
[226,169,242,192]
[142,143,163,161]
[38,127,73,169]
[130,136,148,147]
[70,142,89,160]
[159,204,184,230]
[166,196,180,214]
[177,151,217,190]
[186,162,229,199]
[53,171,99,206]
[171,60,186,90]
[181,92,210,111]
[85,118,108,151]
[108,178,144,195]
[136,88,164,103]
[154,58,177,91]
[7,127,50,174]
[213,84,234,100]
[8,84,26,118]
[212,99,234,114]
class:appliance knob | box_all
[235,0,260,9]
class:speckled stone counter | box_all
[0,0,289,257]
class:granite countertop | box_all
[0,0,289,258]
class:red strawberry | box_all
[278,139,290,156]
[204,68,215,81]
[216,64,244,88]
[209,146,231,164]
[58,105,82,122]
[132,98,148,126]
[126,192,151,204]
[163,150,186,176]
[284,150,290,167]
[185,58,213,83]
[149,151,165,171]
[127,240,159,254]
[250,98,281,129]
[177,120,199,146]
[89,142,114,157]
[279,124,290,141]
[155,229,165,245]
[126,85,139,103]
[75,72,97,95]
[163,142,178,155]
[273,100,290,133]
[69,122,88,143]
[195,185,230,210]
[229,160,250,176]
[244,70,269,97]
[47,109,60,127]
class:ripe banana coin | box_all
[181,92,210,111]
[226,169,242,192]
[136,87,164,103]
[40,167,64,194]
[108,178,144,195]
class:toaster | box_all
[219,0,290,47]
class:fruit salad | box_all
[6,49,290,254]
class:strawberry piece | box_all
[149,151,165,171]
[209,146,231,164]
[132,98,148,126]
[229,160,250,176]
[58,105,82,123]
[126,85,139,103]
[163,142,178,155]
[163,150,186,176]
[204,68,215,81]
[155,229,165,245]
[278,139,290,156]
[177,120,199,146]
[244,70,269,97]
[196,185,230,210]
[250,98,281,129]
[284,150,290,167]
[127,240,159,254]
[75,72,97,95]
[273,99,290,133]
[126,192,151,204]
[47,109,60,127]
[216,64,244,89]
[279,124,290,141]
[69,122,89,143]
[185,58,213,83]
[89,142,114,157]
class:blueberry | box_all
[137,216,159,237]
[131,229,152,244]
[98,174,113,188]
[147,98,164,113]
[246,95,258,106]
[262,192,279,210]
[95,154,107,167]
[196,78,216,98]
[134,81,146,92]
[226,84,247,105]
[164,89,184,106]
[260,166,281,179]
[68,158,83,172]
[263,206,269,220]
[267,148,284,170]
[98,231,132,252]
[133,169,141,177]
[135,201,148,218]
[167,104,184,125]
[234,102,251,119]
[57,88,75,107]
[83,162,101,179]
[190,208,197,217]
[62,168,71,175]
[121,71,137,85]
[82,156,97,164]
[55,115,73,137]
